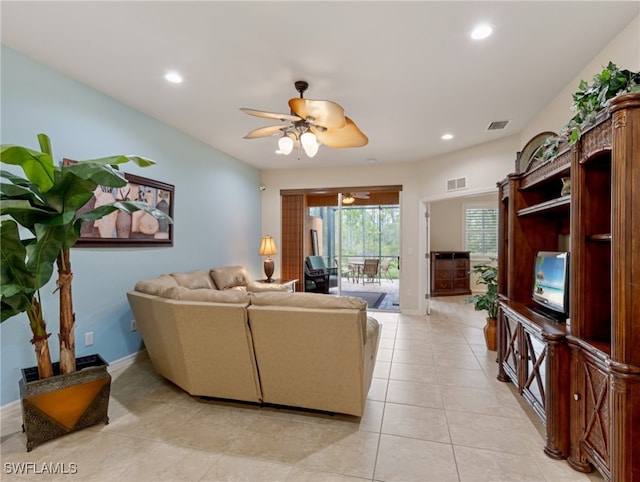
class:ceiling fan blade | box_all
[288,98,346,129]
[311,117,368,148]
[240,108,301,123]
[352,192,370,199]
[243,125,289,139]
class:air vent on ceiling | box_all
[446,177,467,191]
[487,120,510,131]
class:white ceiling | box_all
[2,1,637,170]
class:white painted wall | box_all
[521,16,640,143]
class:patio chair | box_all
[304,256,338,293]
[361,258,380,284]
[380,258,393,282]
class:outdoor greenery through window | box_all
[309,205,400,279]
[464,204,498,257]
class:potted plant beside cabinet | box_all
[0,134,172,451]
[465,261,498,351]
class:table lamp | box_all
[259,236,277,282]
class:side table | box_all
[263,278,298,292]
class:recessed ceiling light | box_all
[366,158,377,164]
[471,24,493,40]
[164,71,183,84]
[441,133,454,140]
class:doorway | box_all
[281,185,402,312]
[419,189,498,315]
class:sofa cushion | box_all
[170,270,216,290]
[250,291,366,311]
[134,274,179,297]
[210,266,251,290]
[366,316,380,344]
[166,286,251,304]
[246,281,289,293]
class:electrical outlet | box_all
[85,331,94,346]
[130,319,137,332]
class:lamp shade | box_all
[259,236,277,256]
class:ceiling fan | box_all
[240,80,368,159]
[341,192,369,205]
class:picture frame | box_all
[64,159,174,247]
[311,229,319,256]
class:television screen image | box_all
[532,251,569,316]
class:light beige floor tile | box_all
[112,442,221,482]
[436,365,494,389]
[395,327,431,341]
[298,430,379,479]
[367,377,388,402]
[228,417,355,464]
[0,475,24,481]
[441,385,503,415]
[379,324,398,339]
[392,348,435,366]
[374,434,458,482]
[381,403,450,443]
[373,361,391,379]
[51,431,156,482]
[376,348,393,362]
[286,466,370,481]
[446,410,530,455]
[359,400,384,433]
[434,352,483,370]
[390,362,439,385]
[105,399,203,441]
[391,337,433,353]
[431,342,476,357]
[372,312,401,324]
[201,453,293,481]
[166,405,260,452]
[454,445,547,481]
[378,337,395,350]
[386,380,443,409]
[532,451,604,481]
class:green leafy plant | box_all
[531,63,639,163]
[1,134,172,379]
[465,260,498,320]
[564,62,639,145]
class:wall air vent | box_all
[446,177,467,191]
[487,120,510,130]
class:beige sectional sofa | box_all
[127,266,380,416]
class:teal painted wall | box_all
[0,46,263,405]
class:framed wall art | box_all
[64,159,174,247]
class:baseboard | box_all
[107,349,149,373]
[0,349,148,420]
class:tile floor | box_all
[1,296,604,482]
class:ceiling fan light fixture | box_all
[278,135,294,155]
[300,131,320,157]
[303,141,320,158]
[300,131,317,149]
[342,194,355,205]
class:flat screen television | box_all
[531,251,570,321]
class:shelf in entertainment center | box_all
[587,233,611,242]
[517,195,570,217]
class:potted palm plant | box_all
[0,133,172,451]
[465,261,498,351]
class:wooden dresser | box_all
[429,251,471,296]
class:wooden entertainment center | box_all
[496,92,639,482]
